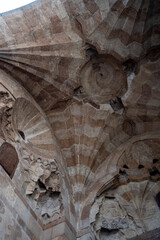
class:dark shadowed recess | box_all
[0,142,19,178]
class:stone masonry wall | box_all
[0,166,76,240]
[0,166,42,240]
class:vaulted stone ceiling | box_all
[0,0,160,239]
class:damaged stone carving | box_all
[122,59,137,79]
[90,180,160,240]
[0,90,15,141]
[118,139,160,183]
[22,148,63,225]
[90,139,160,239]
[0,91,13,110]
[80,55,127,104]
[85,44,98,60]
[2,107,15,141]
[109,96,124,113]
[73,86,87,101]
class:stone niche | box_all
[90,180,160,240]
[0,96,64,226]
[0,142,19,178]
[90,139,160,240]
[117,139,160,183]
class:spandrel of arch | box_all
[0,142,19,179]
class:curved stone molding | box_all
[80,55,127,104]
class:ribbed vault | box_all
[0,0,160,239]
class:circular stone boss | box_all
[80,55,127,104]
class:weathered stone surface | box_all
[0,142,19,178]
[80,55,127,104]
[0,0,160,239]
[0,167,41,240]
[90,180,160,240]
[21,147,63,225]
[118,139,160,182]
